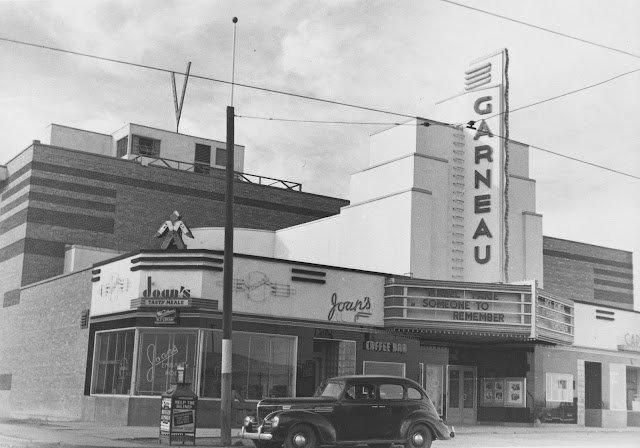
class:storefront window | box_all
[200,330,296,400]
[627,366,640,411]
[425,365,444,416]
[313,339,356,385]
[92,330,135,395]
[363,361,405,377]
[135,329,198,395]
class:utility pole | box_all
[220,16,238,447]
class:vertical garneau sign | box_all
[434,49,508,283]
[465,52,504,282]
[464,50,506,282]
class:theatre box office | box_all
[87,249,434,426]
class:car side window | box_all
[345,383,376,401]
[407,387,422,400]
[379,384,404,400]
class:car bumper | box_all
[241,426,273,441]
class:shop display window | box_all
[363,360,405,377]
[480,377,526,408]
[135,329,198,395]
[424,364,444,416]
[313,338,356,385]
[92,329,135,395]
[200,330,296,400]
[626,366,640,411]
[539,372,577,425]
[545,373,574,402]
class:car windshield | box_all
[314,380,345,398]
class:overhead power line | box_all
[1,35,638,137]
[241,113,640,181]
[463,123,640,181]
[0,35,417,121]
[1,35,638,180]
[440,0,640,60]
[479,67,640,122]
[529,144,639,180]
[235,114,430,126]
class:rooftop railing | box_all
[129,154,302,191]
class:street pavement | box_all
[0,419,639,448]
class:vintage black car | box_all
[241,375,454,448]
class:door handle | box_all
[463,394,467,400]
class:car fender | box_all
[399,410,448,440]
[272,410,337,444]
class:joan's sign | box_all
[327,293,372,323]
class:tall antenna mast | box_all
[230,17,238,106]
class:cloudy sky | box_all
[1,0,639,308]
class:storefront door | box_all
[447,365,477,424]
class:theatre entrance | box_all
[447,365,477,425]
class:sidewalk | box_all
[0,419,639,448]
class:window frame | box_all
[116,136,129,158]
[131,135,161,157]
[90,328,298,400]
[90,327,138,396]
[215,147,227,167]
[362,360,406,378]
[194,143,212,174]
[379,383,405,400]
[199,329,298,401]
[345,382,377,401]
[134,328,200,396]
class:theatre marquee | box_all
[384,277,573,344]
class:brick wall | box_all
[0,143,348,292]
[0,143,348,420]
[543,237,634,310]
[0,268,92,420]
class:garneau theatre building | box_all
[0,50,638,428]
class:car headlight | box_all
[243,416,256,429]
[271,416,279,429]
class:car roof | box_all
[329,375,421,385]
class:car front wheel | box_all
[406,424,433,448]
[284,424,317,448]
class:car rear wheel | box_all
[284,424,317,448]
[406,424,433,448]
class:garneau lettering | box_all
[472,96,494,265]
